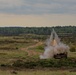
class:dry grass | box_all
[0,36,75,75]
[0,70,76,75]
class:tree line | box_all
[0,26,76,36]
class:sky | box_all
[0,0,76,27]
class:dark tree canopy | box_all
[0,26,76,36]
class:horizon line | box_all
[0,25,75,28]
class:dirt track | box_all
[21,42,43,56]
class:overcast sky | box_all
[0,0,76,27]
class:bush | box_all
[12,60,24,67]
[36,45,44,50]
[0,63,10,67]
[16,47,18,50]
[0,64,6,67]
[12,58,76,68]
[70,47,76,52]
[24,61,37,69]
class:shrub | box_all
[0,64,6,67]
[24,61,37,69]
[12,58,76,68]
[16,47,18,50]
[12,60,24,67]
[70,47,76,52]
[36,45,44,50]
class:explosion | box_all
[40,29,69,59]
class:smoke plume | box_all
[40,29,69,59]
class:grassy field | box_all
[0,36,41,70]
[0,35,76,75]
[0,36,75,64]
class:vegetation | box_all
[0,26,75,75]
[0,35,75,69]
[0,26,76,36]
[12,58,76,69]
[0,70,76,75]
[70,47,76,52]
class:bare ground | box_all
[21,41,43,56]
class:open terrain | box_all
[0,34,75,75]
[0,70,76,75]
